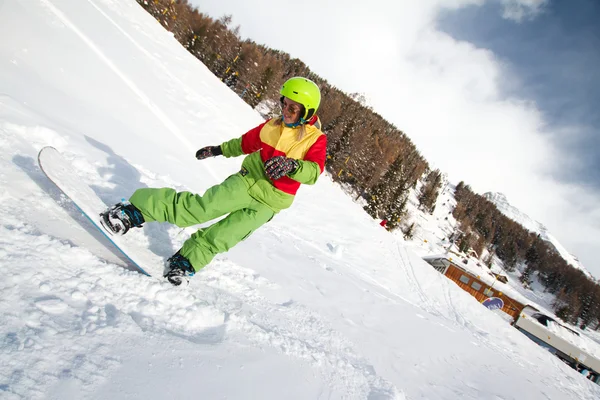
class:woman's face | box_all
[281,97,303,125]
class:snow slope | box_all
[1,0,599,399]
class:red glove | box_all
[264,156,299,180]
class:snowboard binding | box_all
[164,252,195,286]
[100,201,145,236]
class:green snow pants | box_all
[129,173,275,271]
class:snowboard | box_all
[37,146,164,277]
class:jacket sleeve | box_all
[288,135,327,185]
[220,121,268,158]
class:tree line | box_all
[453,182,600,329]
[136,0,599,329]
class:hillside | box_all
[484,192,591,277]
[400,177,600,350]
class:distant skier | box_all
[101,77,327,285]
[224,71,239,89]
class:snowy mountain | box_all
[0,0,599,399]
[483,192,591,277]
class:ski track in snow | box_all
[37,0,224,183]
[0,222,401,399]
[38,0,185,143]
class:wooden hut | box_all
[423,256,526,321]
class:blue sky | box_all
[438,0,600,187]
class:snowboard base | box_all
[37,146,165,277]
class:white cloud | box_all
[500,0,549,22]
[191,0,600,277]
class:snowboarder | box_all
[101,77,327,285]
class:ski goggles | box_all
[280,97,303,115]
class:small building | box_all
[422,255,525,321]
[423,256,600,385]
[514,305,600,385]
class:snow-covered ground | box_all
[1,0,599,399]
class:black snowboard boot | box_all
[100,201,145,236]
[164,252,195,286]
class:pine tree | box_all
[418,169,442,213]
[402,222,415,240]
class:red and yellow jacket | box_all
[220,116,327,212]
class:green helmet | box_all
[280,77,321,121]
